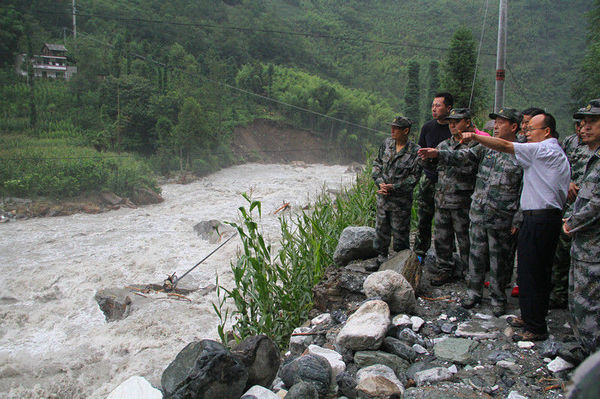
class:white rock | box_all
[517,341,535,349]
[438,314,448,320]
[547,357,574,373]
[392,314,412,328]
[412,344,428,354]
[447,364,458,374]
[106,376,162,399]
[474,313,492,320]
[307,344,346,378]
[449,317,457,322]
[491,385,499,391]
[311,313,332,326]
[411,316,425,332]
[414,367,453,386]
[473,365,485,371]
[335,300,390,351]
[507,391,529,399]
[543,357,552,363]
[563,321,571,328]
[241,385,280,399]
[289,326,314,355]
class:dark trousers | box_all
[517,210,562,334]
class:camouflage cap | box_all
[445,107,472,120]
[488,107,520,124]
[573,99,600,118]
[391,116,413,128]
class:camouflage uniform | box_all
[566,148,600,354]
[550,134,592,307]
[431,137,478,277]
[439,145,523,306]
[372,138,422,256]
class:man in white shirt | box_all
[461,111,570,341]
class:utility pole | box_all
[72,0,77,38]
[494,0,507,112]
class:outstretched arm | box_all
[461,132,515,154]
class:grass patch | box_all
[0,135,159,198]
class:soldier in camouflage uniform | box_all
[372,116,422,268]
[421,108,479,285]
[419,108,522,313]
[549,116,591,308]
[564,99,600,355]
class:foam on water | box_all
[0,163,355,398]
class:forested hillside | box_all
[0,0,594,198]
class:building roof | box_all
[43,43,68,52]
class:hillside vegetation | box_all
[0,0,595,198]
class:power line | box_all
[34,9,496,55]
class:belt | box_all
[523,208,562,216]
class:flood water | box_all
[0,163,356,398]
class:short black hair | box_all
[434,92,454,107]
[521,107,544,117]
[540,112,558,138]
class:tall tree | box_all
[572,1,600,106]
[423,60,440,122]
[404,60,420,127]
[442,27,483,113]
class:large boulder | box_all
[333,226,378,266]
[193,220,235,244]
[280,354,332,398]
[231,335,280,390]
[379,249,422,291]
[335,300,390,351]
[363,270,416,314]
[161,340,248,399]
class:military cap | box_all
[488,107,520,124]
[390,116,413,128]
[445,108,472,120]
[573,99,600,118]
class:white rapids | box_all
[0,163,356,398]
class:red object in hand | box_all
[484,281,490,288]
[511,286,519,297]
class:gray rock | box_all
[280,354,332,398]
[486,350,514,363]
[356,364,404,398]
[381,337,417,363]
[566,348,600,399]
[336,371,358,399]
[441,322,455,334]
[339,267,369,293]
[506,391,528,399]
[405,361,438,381]
[379,249,422,290]
[161,340,248,399]
[95,288,132,322]
[397,328,428,348]
[307,345,345,379]
[414,366,453,386]
[131,187,164,205]
[285,381,319,399]
[336,300,390,351]
[454,319,498,340]
[232,335,280,390]
[540,340,562,358]
[547,357,574,373]
[240,385,279,399]
[433,338,476,365]
[333,226,378,266]
[193,220,234,244]
[363,270,416,314]
[354,350,410,378]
